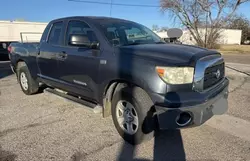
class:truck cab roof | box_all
[51,16,134,24]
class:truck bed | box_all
[10,42,40,56]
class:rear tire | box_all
[17,63,39,95]
[111,86,156,145]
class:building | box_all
[0,20,48,43]
[155,28,242,45]
[0,20,48,60]
[154,31,181,43]
[180,28,242,45]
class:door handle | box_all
[57,51,67,60]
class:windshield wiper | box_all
[124,42,142,46]
[155,41,166,44]
[123,41,165,46]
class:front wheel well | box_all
[102,80,145,117]
[104,80,139,103]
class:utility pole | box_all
[110,0,113,17]
[205,12,208,48]
[204,0,208,48]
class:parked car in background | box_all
[0,42,10,60]
[244,38,250,45]
[8,16,229,145]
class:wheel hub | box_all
[116,100,139,135]
[124,110,133,123]
[20,72,28,90]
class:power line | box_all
[68,0,160,8]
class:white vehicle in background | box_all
[0,20,47,60]
[244,38,250,45]
[155,28,183,44]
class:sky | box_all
[1,0,250,29]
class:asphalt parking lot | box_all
[1,54,250,161]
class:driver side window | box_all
[66,20,97,46]
[48,21,63,45]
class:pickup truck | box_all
[9,16,229,145]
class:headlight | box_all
[156,66,194,84]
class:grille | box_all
[203,63,225,89]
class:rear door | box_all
[37,21,65,86]
[57,20,101,101]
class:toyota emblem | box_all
[214,69,221,79]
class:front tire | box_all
[18,64,39,95]
[111,86,156,145]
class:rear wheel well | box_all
[16,60,26,77]
[17,62,39,95]
[17,60,26,68]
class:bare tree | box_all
[15,18,26,22]
[227,15,250,44]
[152,24,160,31]
[160,26,169,31]
[160,0,250,48]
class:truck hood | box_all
[119,44,220,65]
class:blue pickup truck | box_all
[8,16,229,145]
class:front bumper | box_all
[155,78,229,130]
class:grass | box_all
[217,45,250,54]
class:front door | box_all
[57,20,101,101]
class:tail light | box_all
[8,45,12,53]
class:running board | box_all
[44,88,102,114]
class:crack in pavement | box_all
[226,66,250,76]
[226,65,250,94]
[71,139,122,161]
[0,119,65,138]
[229,77,248,94]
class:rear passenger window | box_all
[66,20,97,45]
[48,22,63,45]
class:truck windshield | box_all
[99,21,164,46]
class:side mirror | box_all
[69,34,99,49]
[89,42,99,49]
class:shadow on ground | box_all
[0,146,17,161]
[117,130,185,161]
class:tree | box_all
[227,15,250,44]
[160,0,250,48]
[152,25,160,31]
[160,26,169,31]
[15,18,26,22]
